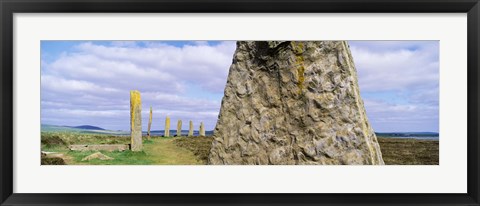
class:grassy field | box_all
[41,132,439,165]
[41,132,202,165]
[377,137,439,165]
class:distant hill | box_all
[71,125,105,130]
[41,124,214,136]
[41,124,128,135]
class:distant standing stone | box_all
[199,122,205,137]
[147,106,152,140]
[177,120,182,137]
[164,116,170,137]
[130,90,142,151]
[188,121,194,137]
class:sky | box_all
[41,40,439,133]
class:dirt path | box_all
[140,137,203,165]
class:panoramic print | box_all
[40,40,439,165]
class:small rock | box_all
[41,151,65,159]
[82,152,114,161]
[69,144,129,152]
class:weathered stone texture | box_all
[165,116,170,137]
[199,122,205,137]
[208,41,384,165]
[69,144,129,152]
[188,121,194,137]
[130,90,142,151]
[177,120,182,137]
[147,107,152,139]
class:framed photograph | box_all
[1,0,479,205]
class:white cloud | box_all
[42,108,126,118]
[350,41,439,132]
[363,99,438,132]
[41,75,120,94]
[109,41,138,48]
[350,43,439,92]
[41,41,235,130]
[41,41,438,132]
[69,41,235,93]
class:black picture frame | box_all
[1,0,479,205]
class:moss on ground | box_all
[173,136,214,164]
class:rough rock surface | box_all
[177,120,182,136]
[165,116,171,137]
[41,151,65,159]
[130,90,142,151]
[147,106,153,139]
[188,121,194,137]
[199,122,206,137]
[69,144,129,152]
[208,41,384,165]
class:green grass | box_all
[42,132,202,165]
[143,138,202,165]
[173,136,213,164]
[66,150,153,165]
[41,132,129,150]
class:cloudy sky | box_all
[41,40,439,132]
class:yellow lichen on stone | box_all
[188,120,194,137]
[177,120,182,137]
[208,41,385,165]
[130,90,141,132]
[199,122,205,137]
[147,106,152,139]
[296,55,305,91]
[165,116,171,137]
[292,41,304,54]
[149,107,153,123]
[292,42,305,92]
[130,90,142,151]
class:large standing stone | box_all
[188,121,194,137]
[164,116,170,137]
[177,120,182,137]
[130,90,142,151]
[199,122,205,137]
[147,106,152,140]
[208,41,384,165]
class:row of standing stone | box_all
[131,90,206,151]
[162,117,206,138]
